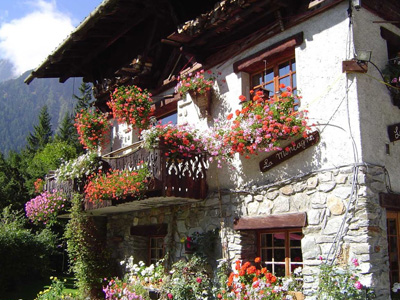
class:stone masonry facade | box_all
[106,164,391,299]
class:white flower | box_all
[392,282,400,292]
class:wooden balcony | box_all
[45,144,209,215]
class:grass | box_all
[1,274,78,300]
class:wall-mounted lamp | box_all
[356,50,372,62]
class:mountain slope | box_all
[0,71,82,154]
[0,59,16,83]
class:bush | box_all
[0,206,57,291]
[65,194,111,298]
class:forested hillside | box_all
[0,71,82,154]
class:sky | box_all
[0,0,103,76]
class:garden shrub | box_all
[65,194,111,299]
[0,206,57,291]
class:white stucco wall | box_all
[351,8,400,193]
[193,2,364,190]
[108,3,399,194]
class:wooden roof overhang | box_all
[25,0,400,94]
[24,0,219,87]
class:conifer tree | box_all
[73,82,93,115]
[26,105,53,154]
[56,111,83,154]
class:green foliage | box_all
[318,259,374,299]
[0,206,58,292]
[26,105,53,154]
[56,111,83,154]
[0,152,28,211]
[26,140,77,193]
[73,82,93,115]
[65,194,111,298]
[160,254,214,300]
[34,276,76,300]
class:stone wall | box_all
[106,164,391,298]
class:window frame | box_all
[257,228,303,277]
[387,211,400,285]
[250,54,296,96]
[148,235,165,266]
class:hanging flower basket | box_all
[74,108,110,150]
[189,88,211,115]
[107,84,154,131]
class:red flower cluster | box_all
[219,258,278,299]
[34,178,45,194]
[84,166,149,203]
[108,84,154,131]
[224,85,309,157]
[143,123,203,159]
[74,108,110,150]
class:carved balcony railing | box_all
[44,143,209,213]
[84,145,209,211]
[44,171,76,200]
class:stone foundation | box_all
[106,164,390,299]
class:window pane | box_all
[279,77,290,88]
[252,74,263,87]
[290,232,302,247]
[292,60,296,72]
[264,69,274,83]
[279,61,290,77]
[261,249,269,261]
[274,249,285,262]
[265,83,274,94]
[293,73,297,88]
[273,233,285,247]
[274,265,286,277]
[389,219,397,235]
[291,248,303,262]
[160,113,177,125]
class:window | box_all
[251,57,297,95]
[387,211,400,285]
[149,236,165,265]
[159,112,177,125]
[131,224,167,265]
[233,213,306,277]
[258,230,303,277]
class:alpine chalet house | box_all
[26,0,400,298]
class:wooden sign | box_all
[259,131,320,172]
[388,123,400,142]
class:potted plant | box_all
[74,108,110,150]
[175,69,215,115]
[223,84,309,158]
[142,123,204,159]
[107,84,154,132]
[84,165,150,204]
[383,56,400,107]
